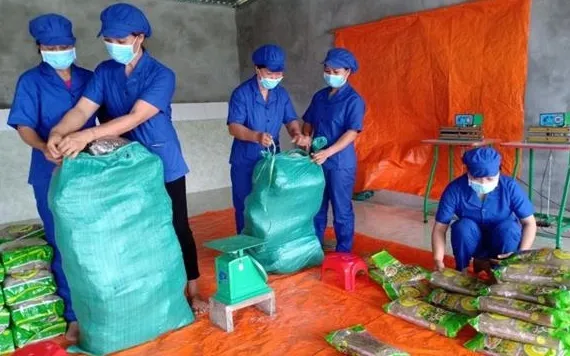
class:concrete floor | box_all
[189,188,570,257]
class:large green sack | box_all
[49,142,194,355]
[243,147,325,274]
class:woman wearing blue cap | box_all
[432,147,537,272]
[7,13,98,342]
[227,44,310,234]
[302,48,366,253]
[46,3,207,313]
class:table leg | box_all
[528,148,534,201]
[423,145,439,223]
[512,148,520,179]
[448,146,454,182]
[555,152,570,249]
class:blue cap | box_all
[98,3,152,39]
[29,14,76,46]
[462,147,502,178]
[322,48,358,73]
[252,44,285,72]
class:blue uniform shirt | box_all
[303,84,365,170]
[8,63,96,185]
[82,51,188,183]
[436,174,535,226]
[227,76,297,165]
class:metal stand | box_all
[502,142,570,248]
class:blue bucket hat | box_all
[29,14,76,46]
[322,48,358,73]
[98,3,152,39]
[252,44,286,72]
[462,147,501,178]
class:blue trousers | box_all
[231,164,256,234]
[314,167,356,253]
[451,218,522,271]
[33,178,76,322]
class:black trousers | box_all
[165,176,200,280]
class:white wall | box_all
[0,103,232,224]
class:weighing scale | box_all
[205,235,275,332]
[527,112,570,144]
[204,234,272,305]
[438,114,484,141]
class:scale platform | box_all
[204,234,266,254]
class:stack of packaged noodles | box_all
[465,248,570,355]
[0,224,65,352]
[368,251,431,300]
[368,251,471,338]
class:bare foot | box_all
[186,280,209,314]
[190,296,209,314]
[65,321,79,343]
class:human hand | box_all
[46,133,63,159]
[292,134,311,150]
[43,148,62,166]
[257,132,273,147]
[58,130,95,159]
[311,149,331,165]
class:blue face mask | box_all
[260,76,283,90]
[41,48,76,70]
[468,177,499,195]
[104,41,137,65]
[324,73,347,88]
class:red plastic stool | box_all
[321,252,368,291]
[13,341,68,356]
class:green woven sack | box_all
[50,142,194,355]
[243,143,325,274]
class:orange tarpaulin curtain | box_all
[335,0,531,198]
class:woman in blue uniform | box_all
[432,147,537,272]
[227,44,309,234]
[302,48,366,253]
[46,3,207,313]
[7,13,97,342]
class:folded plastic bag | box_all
[383,297,469,338]
[494,264,570,288]
[0,225,44,245]
[0,329,14,355]
[86,137,130,156]
[325,324,409,356]
[469,313,570,351]
[369,251,430,299]
[430,268,488,296]
[464,333,559,356]
[10,295,64,326]
[12,317,66,348]
[474,296,570,328]
[482,282,570,310]
[500,249,570,268]
[1,239,53,274]
[3,270,57,306]
[427,289,478,317]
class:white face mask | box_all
[468,175,499,195]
